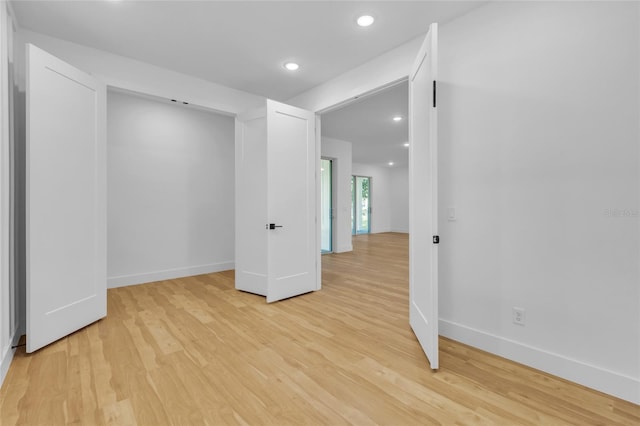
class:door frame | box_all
[317,78,407,241]
[314,28,438,369]
[315,79,434,306]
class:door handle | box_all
[266,223,283,230]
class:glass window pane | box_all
[352,176,370,235]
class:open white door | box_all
[26,44,106,352]
[235,100,318,303]
[409,23,439,369]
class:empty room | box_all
[0,1,639,425]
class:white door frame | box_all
[0,1,13,360]
[315,77,408,116]
[315,115,322,289]
[314,59,436,355]
[316,77,408,238]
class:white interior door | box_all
[26,44,106,353]
[409,23,439,369]
[235,100,318,303]
[266,100,317,302]
[235,106,269,296]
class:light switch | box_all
[447,207,456,221]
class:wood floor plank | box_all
[102,399,136,426]
[1,232,638,425]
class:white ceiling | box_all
[322,80,408,168]
[11,1,485,167]
[11,0,484,101]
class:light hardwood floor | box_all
[1,233,638,425]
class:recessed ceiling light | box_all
[284,62,300,71]
[388,162,394,166]
[357,15,375,27]
[403,142,410,147]
[393,115,403,122]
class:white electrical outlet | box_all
[513,307,525,326]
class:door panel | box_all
[266,100,317,303]
[235,108,268,296]
[409,23,439,369]
[26,44,106,352]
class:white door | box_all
[235,100,318,303]
[409,23,439,369]
[26,44,106,353]
[235,106,269,297]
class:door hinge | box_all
[433,235,440,244]
[433,80,437,108]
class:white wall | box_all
[352,163,392,234]
[437,1,639,404]
[15,29,264,115]
[107,90,235,287]
[294,1,640,404]
[321,137,352,252]
[390,167,409,233]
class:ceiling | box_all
[11,0,484,101]
[11,1,485,168]
[322,81,408,167]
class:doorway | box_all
[351,175,371,235]
[320,80,409,248]
[321,158,333,253]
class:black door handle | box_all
[266,223,283,230]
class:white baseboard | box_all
[390,229,409,234]
[334,244,353,253]
[439,319,640,404]
[0,330,21,389]
[370,228,392,234]
[107,261,235,288]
